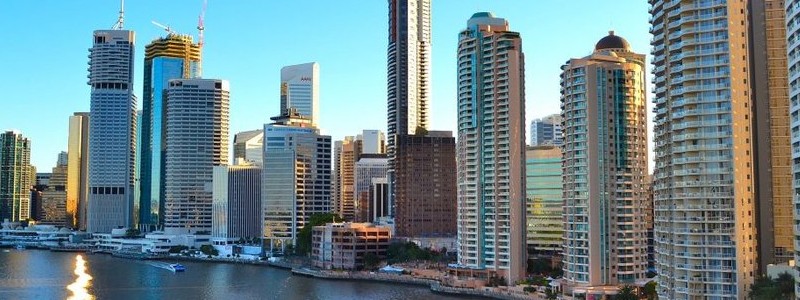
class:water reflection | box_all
[66,254,93,300]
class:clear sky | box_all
[0,0,651,171]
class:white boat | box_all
[168,263,186,272]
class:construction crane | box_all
[197,0,208,76]
[151,20,176,35]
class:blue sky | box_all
[0,1,651,170]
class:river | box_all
[0,249,477,300]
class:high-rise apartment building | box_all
[524,146,562,257]
[280,62,320,126]
[262,109,331,250]
[387,0,431,155]
[560,33,649,295]
[786,0,800,296]
[394,132,456,237]
[751,0,792,271]
[0,131,32,222]
[354,154,388,222]
[41,153,68,226]
[134,110,142,227]
[455,12,526,284]
[336,137,361,221]
[67,113,89,229]
[529,114,563,147]
[650,1,757,298]
[212,163,261,239]
[163,79,230,234]
[30,173,50,222]
[233,130,264,166]
[86,29,137,233]
[139,33,201,229]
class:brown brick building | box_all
[312,222,391,270]
[393,131,456,238]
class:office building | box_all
[650,1,757,298]
[163,79,230,234]
[394,132,456,237]
[0,131,32,222]
[751,0,792,271]
[40,153,68,226]
[86,29,137,233]
[29,173,49,222]
[262,109,331,250]
[560,33,649,295]
[354,154,388,222]
[139,33,201,229]
[212,163,261,239]
[233,130,264,166]
[529,114,563,147]
[335,137,361,221]
[369,177,390,223]
[67,113,89,229]
[280,62,320,126]
[312,222,391,270]
[387,0,431,156]
[358,130,386,155]
[455,12,526,284]
[524,146,562,257]
[134,110,142,227]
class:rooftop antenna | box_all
[112,0,125,29]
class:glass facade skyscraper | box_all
[67,112,89,230]
[87,29,137,233]
[0,131,32,222]
[455,12,526,285]
[524,146,562,257]
[529,114,563,147]
[280,62,319,127]
[139,34,201,230]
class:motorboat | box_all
[168,263,186,272]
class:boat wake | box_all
[144,261,174,271]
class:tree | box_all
[296,213,340,255]
[545,287,558,300]
[643,281,657,300]
[199,244,219,256]
[125,228,141,238]
[362,252,381,270]
[168,245,188,254]
[776,272,795,299]
[615,285,637,300]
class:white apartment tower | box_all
[650,1,757,298]
[560,32,649,296]
[86,29,137,233]
[163,79,230,234]
[455,12,526,285]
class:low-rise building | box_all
[312,222,391,270]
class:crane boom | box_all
[151,20,175,35]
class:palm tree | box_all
[776,272,795,299]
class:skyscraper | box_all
[560,33,649,295]
[86,29,137,233]
[354,154,388,222]
[163,79,230,234]
[262,109,331,250]
[524,146,562,257]
[41,152,68,226]
[139,33,201,229]
[650,1,757,298]
[750,0,793,271]
[786,0,800,296]
[67,112,89,229]
[335,137,361,221]
[529,114,563,147]
[455,12,526,284]
[233,129,264,166]
[134,110,142,227]
[280,62,319,126]
[358,130,387,155]
[387,0,431,155]
[0,131,32,222]
[394,131,456,237]
[212,163,261,239]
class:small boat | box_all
[15,244,25,250]
[168,263,186,272]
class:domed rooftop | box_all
[471,12,495,19]
[595,31,631,51]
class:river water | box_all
[0,250,475,300]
